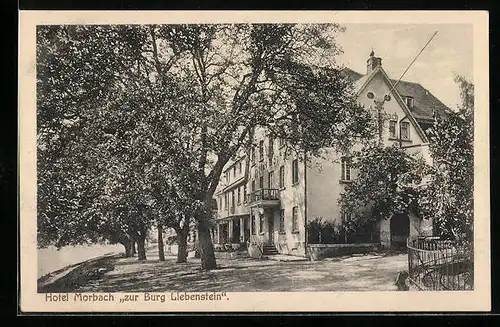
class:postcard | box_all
[18,10,490,312]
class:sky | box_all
[334,24,473,110]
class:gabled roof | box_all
[341,67,451,122]
[341,66,429,143]
[388,78,451,121]
[341,67,364,81]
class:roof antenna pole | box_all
[373,31,438,145]
[386,31,438,97]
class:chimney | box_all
[366,49,382,74]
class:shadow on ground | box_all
[72,249,407,292]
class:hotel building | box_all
[212,52,448,256]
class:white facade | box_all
[212,52,445,255]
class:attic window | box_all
[402,96,414,108]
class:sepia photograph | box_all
[19,10,490,312]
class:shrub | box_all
[165,236,178,245]
[306,217,344,244]
[344,219,379,243]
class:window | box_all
[400,122,410,140]
[259,140,264,161]
[259,176,264,189]
[219,197,222,210]
[279,166,285,189]
[252,216,256,235]
[251,146,256,165]
[341,157,352,181]
[231,190,235,208]
[389,120,397,138]
[342,211,352,223]
[259,213,264,234]
[402,96,414,108]
[239,162,242,174]
[251,180,255,193]
[292,159,299,184]
[279,209,285,232]
[233,166,236,178]
[237,187,241,204]
[292,206,299,232]
[224,193,228,209]
[268,171,274,189]
[268,136,274,163]
[243,185,247,203]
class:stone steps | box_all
[262,244,279,255]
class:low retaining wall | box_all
[214,251,249,259]
[306,243,380,261]
[214,243,245,252]
[38,253,118,293]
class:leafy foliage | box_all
[306,217,344,244]
[338,143,428,229]
[338,75,474,249]
[37,24,375,269]
[418,75,474,245]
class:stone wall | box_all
[306,243,380,261]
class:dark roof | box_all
[390,79,451,121]
[341,67,364,82]
[341,67,451,122]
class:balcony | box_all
[217,204,250,220]
[246,189,280,208]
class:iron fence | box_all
[246,189,279,203]
[407,236,473,291]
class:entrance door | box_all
[244,217,250,242]
[221,223,229,244]
[390,214,410,249]
[233,219,240,243]
[268,211,274,243]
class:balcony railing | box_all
[246,189,280,204]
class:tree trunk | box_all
[137,235,147,261]
[176,230,188,263]
[158,222,165,262]
[131,241,137,256]
[120,241,132,257]
[198,218,217,270]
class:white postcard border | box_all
[19,10,490,312]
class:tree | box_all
[338,142,428,233]
[157,24,374,270]
[36,25,168,257]
[36,24,374,271]
[418,75,474,246]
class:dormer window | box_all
[402,96,414,108]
